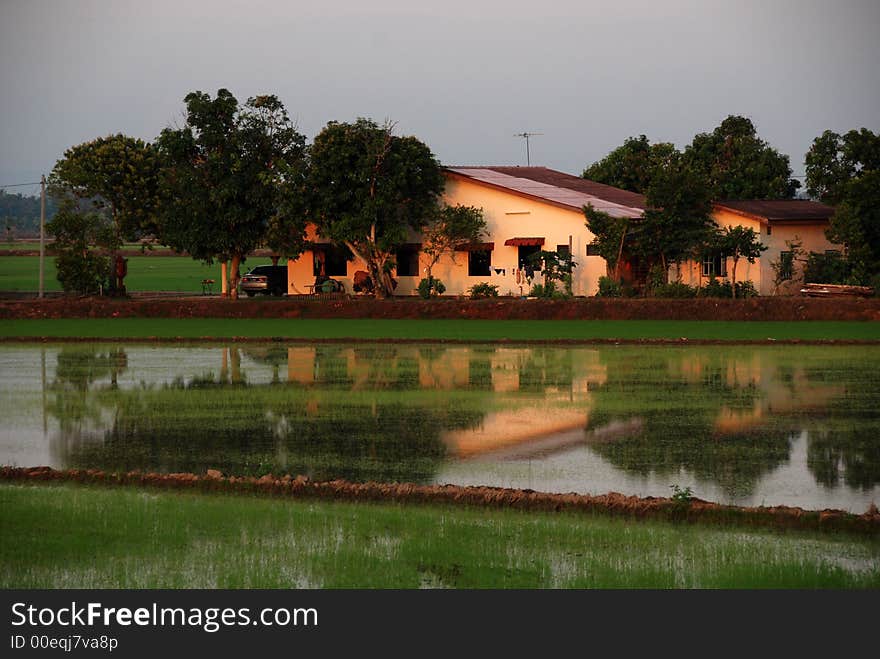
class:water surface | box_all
[1,342,878,512]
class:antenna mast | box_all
[514,132,543,166]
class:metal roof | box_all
[445,167,644,219]
[714,200,834,223]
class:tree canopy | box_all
[582,116,800,201]
[581,135,676,193]
[637,152,715,274]
[684,115,800,200]
[49,134,161,240]
[805,128,880,282]
[156,90,307,298]
[307,118,444,297]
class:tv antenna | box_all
[514,132,543,166]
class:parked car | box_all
[239,265,287,297]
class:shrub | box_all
[652,282,697,298]
[529,281,554,298]
[468,282,498,299]
[596,276,622,297]
[699,278,758,299]
[55,251,111,295]
[804,251,852,285]
[417,277,445,299]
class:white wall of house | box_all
[675,208,840,296]
[286,174,607,296]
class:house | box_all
[283,166,839,297]
[286,166,645,297]
[675,200,837,295]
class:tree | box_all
[684,115,800,200]
[582,135,677,193]
[583,204,630,280]
[805,129,880,282]
[156,90,307,299]
[47,200,116,295]
[635,152,715,279]
[715,225,766,298]
[307,119,444,298]
[49,134,160,293]
[420,204,487,293]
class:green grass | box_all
[1,483,877,588]
[1,318,879,341]
[0,255,276,292]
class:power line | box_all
[0,181,42,189]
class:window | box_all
[779,251,793,281]
[767,225,772,236]
[517,244,541,269]
[586,244,602,256]
[556,244,571,257]
[313,245,350,277]
[395,245,420,277]
[468,249,492,276]
[702,252,727,278]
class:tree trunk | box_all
[731,257,738,299]
[613,226,628,281]
[229,253,241,300]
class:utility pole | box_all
[514,132,543,166]
[39,174,46,298]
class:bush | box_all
[804,251,852,285]
[699,278,759,299]
[652,282,697,298]
[529,281,554,298]
[55,251,110,295]
[417,277,446,299]
[468,282,498,299]
[596,276,622,297]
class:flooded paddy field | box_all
[1,342,878,512]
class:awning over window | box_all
[504,237,545,247]
[454,242,495,252]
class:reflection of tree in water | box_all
[589,411,793,498]
[61,351,485,483]
[584,350,789,498]
[808,428,880,491]
[48,348,129,461]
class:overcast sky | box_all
[2,0,879,196]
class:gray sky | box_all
[2,0,879,196]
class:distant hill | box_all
[1,190,58,238]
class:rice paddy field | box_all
[0,255,275,292]
[2,342,879,512]
[1,482,877,588]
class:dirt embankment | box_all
[3,466,878,534]
[2,295,880,321]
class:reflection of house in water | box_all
[283,345,609,459]
[670,352,845,435]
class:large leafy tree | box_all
[49,134,161,239]
[635,152,715,277]
[805,129,880,281]
[156,90,307,298]
[307,118,444,298]
[582,135,677,193]
[49,134,160,293]
[684,115,800,200]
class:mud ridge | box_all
[2,466,877,535]
[2,296,880,321]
